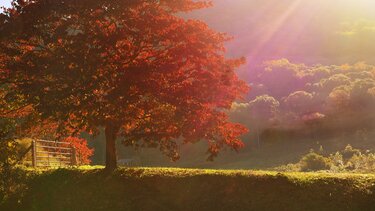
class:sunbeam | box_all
[247,0,303,60]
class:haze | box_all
[3,0,375,169]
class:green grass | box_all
[2,167,375,210]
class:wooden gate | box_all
[30,139,77,168]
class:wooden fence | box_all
[28,139,77,168]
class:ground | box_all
[2,167,375,210]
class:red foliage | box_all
[63,137,94,165]
[0,0,249,165]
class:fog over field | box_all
[132,0,375,168]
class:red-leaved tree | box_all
[0,0,249,170]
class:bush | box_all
[345,153,375,172]
[328,152,345,172]
[341,145,361,161]
[274,163,301,172]
[63,137,94,165]
[277,145,375,173]
[299,152,331,172]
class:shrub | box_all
[63,137,94,165]
[341,145,361,161]
[274,163,301,172]
[0,143,29,203]
[328,152,345,172]
[345,153,375,172]
[277,145,375,173]
[299,152,331,172]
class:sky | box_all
[2,0,375,75]
[184,0,375,66]
[182,0,375,82]
[0,0,10,8]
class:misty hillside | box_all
[87,60,375,169]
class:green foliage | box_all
[0,117,19,175]
[0,139,18,169]
[345,153,375,172]
[0,118,31,204]
[341,144,361,161]
[328,152,345,172]
[279,145,375,173]
[0,146,20,203]
[299,152,331,172]
[0,166,28,206]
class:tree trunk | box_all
[105,123,120,171]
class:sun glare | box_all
[3,0,375,209]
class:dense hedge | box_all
[2,167,375,210]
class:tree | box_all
[283,91,316,115]
[0,0,249,170]
[230,95,279,147]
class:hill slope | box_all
[2,167,375,210]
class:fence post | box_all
[32,140,37,168]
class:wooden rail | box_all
[30,139,78,168]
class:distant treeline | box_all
[231,59,375,143]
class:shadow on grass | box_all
[2,168,375,210]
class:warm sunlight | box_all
[2,0,375,210]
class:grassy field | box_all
[2,167,375,210]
